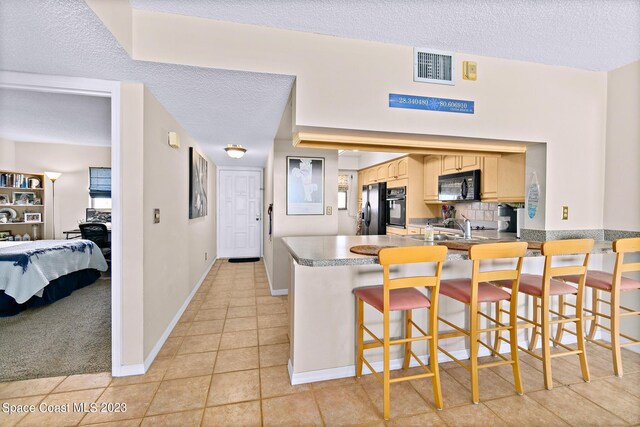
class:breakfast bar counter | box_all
[282,235,613,385]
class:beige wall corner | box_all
[85,0,133,56]
[119,82,145,366]
[604,60,640,232]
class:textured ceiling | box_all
[0,88,111,146]
[0,0,294,167]
[131,0,640,72]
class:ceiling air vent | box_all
[414,48,455,85]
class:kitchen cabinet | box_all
[387,161,397,180]
[441,155,481,174]
[365,168,377,185]
[497,153,525,202]
[376,164,388,182]
[397,157,409,178]
[423,155,442,203]
[479,154,525,202]
[480,157,499,201]
[407,226,422,235]
[386,226,407,236]
[385,157,408,180]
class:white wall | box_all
[97,10,609,232]
[337,154,358,170]
[263,143,274,286]
[267,139,338,291]
[356,152,405,170]
[141,87,217,357]
[604,61,640,232]
[0,139,111,239]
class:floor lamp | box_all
[44,171,62,240]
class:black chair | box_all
[79,223,111,262]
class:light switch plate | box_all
[326,206,332,215]
[154,208,160,223]
[562,206,568,220]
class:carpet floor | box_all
[0,276,111,381]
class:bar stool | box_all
[495,238,593,389]
[559,237,640,376]
[438,242,528,404]
[354,245,447,420]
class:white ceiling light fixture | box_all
[224,144,247,159]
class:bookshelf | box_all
[0,170,46,241]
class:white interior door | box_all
[219,169,262,258]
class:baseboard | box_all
[113,363,145,377]
[287,332,601,385]
[141,257,217,373]
[265,262,288,296]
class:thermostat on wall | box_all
[168,132,180,149]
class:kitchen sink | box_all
[407,233,456,241]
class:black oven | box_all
[385,187,406,228]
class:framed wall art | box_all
[189,147,208,219]
[286,156,324,215]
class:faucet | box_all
[443,216,472,239]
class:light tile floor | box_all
[1,259,639,426]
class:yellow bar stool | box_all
[438,242,528,404]
[495,238,594,390]
[559,237,640,376]
[354,245,448,420]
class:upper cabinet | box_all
[423,153,525,203]
[423,155,441,203]
[496,153,525,202]
[397,157,409,178]
[441,155,481,174]
[478,154,525,202]
[385,157,409,181]
[376,164,388,182]
[480,157,499,201]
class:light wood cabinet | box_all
[386,226,407,236]
[441,155,481,174]
[407,226,422,235]
[480,154,525,202]
[387,161,397,180]
[376,164,388,182]
[497,153,525,202]
[365,168,377,185]
[480,157,499,201]
[423,155,442,203]
[0,170,46,241]
[397,157,409,178]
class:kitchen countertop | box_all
[281,235,613,267]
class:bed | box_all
[0,240,109,316]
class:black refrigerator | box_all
[361,182,387,235]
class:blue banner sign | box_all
[389,93,474,114]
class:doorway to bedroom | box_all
[0,80,118,381]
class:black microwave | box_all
[438,169,481,201]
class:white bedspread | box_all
[0,239,108,304]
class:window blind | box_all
[89,167,111,198]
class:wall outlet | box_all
[326,206,332,215]
[562,206,569,220]
[205,252,208,261]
